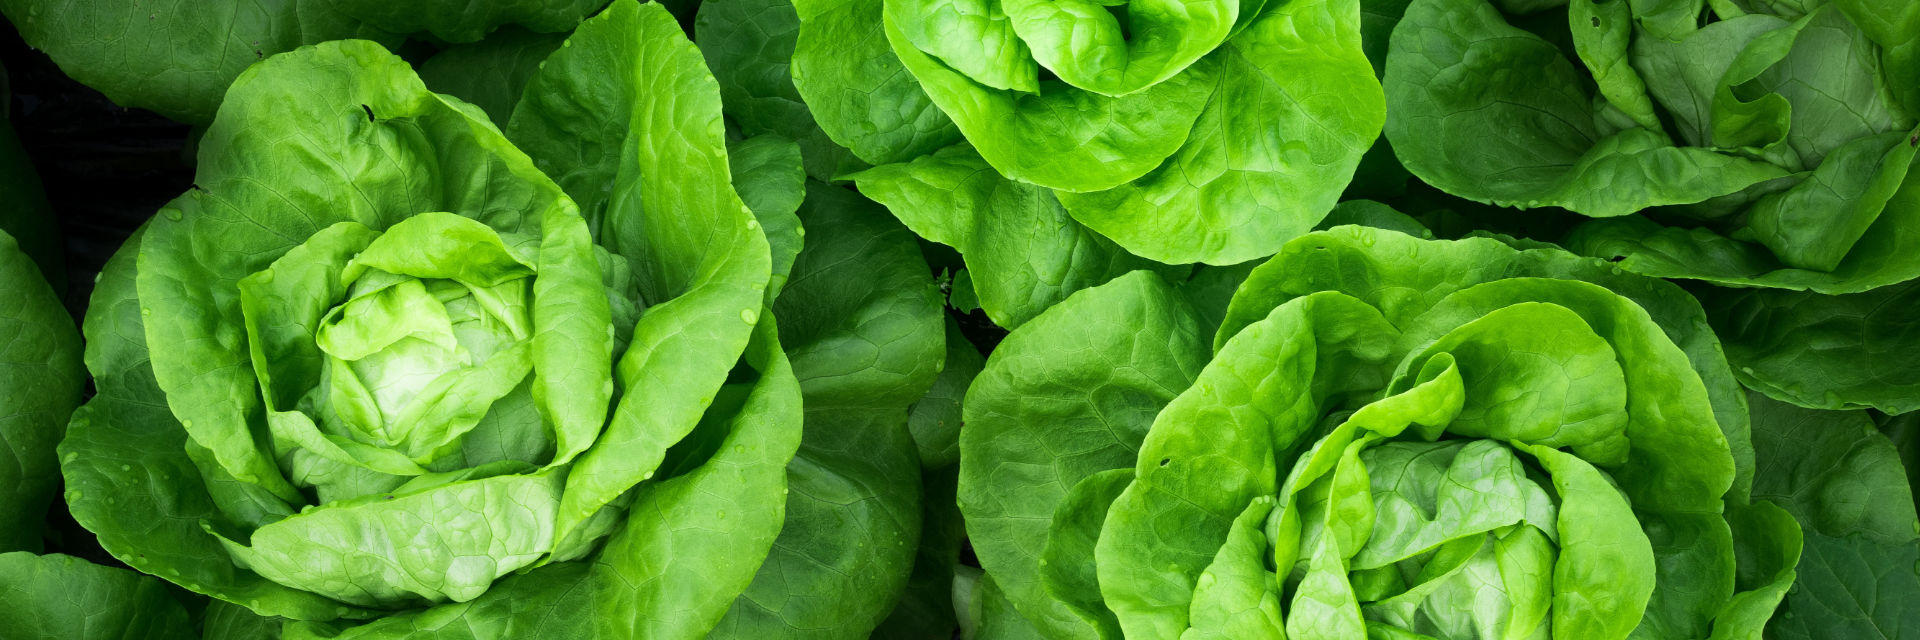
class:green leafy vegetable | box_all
[0,0,602,125]
[0,229,82,553]
[1747,391,1919,639]
[1382,0,1920,413]
[712,182,947,639]
[697,0,1383,265]
[0,552,196,639]
[57,4,807,637]
[961,224,1792,639]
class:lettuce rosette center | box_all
[186,212,598,609]
[959,225,1800,640]
[186,212,613,610]
[49,14,700,624]
[250,215,545,476]
[52,4,825,635]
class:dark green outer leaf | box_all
[1383,0,1788,216]
[417,27,567,126]
[1747,392,1920,640]
[1832,0,1920,115]
[695,0,864,180]
[0,113,64,286]
[905,318,984,469]
[0,229,81,553]
[712,183,946,639]
[0,0,397,124]
[872,466,966,639]
[0,552,196,639]
[1703,281,1920,414]
[327,0,603,42]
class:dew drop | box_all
[740,308,759,323]
[716,511,726,519]
[120,464,131,471]
[745,219,759,230]
[164,210,183,221]
[141,308,153,317]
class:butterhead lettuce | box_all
[57,3,810,637]
[960,223,1799,639]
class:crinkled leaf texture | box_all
[961,223,1793,639]
[1387,0,1919,289]
[707,0,1383,264]
[1384,0,1920,415]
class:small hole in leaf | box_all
[1591,16,1601,27]
[1608,255,1626,262]
[1159,457,1171,467]
[361,104,376,122]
